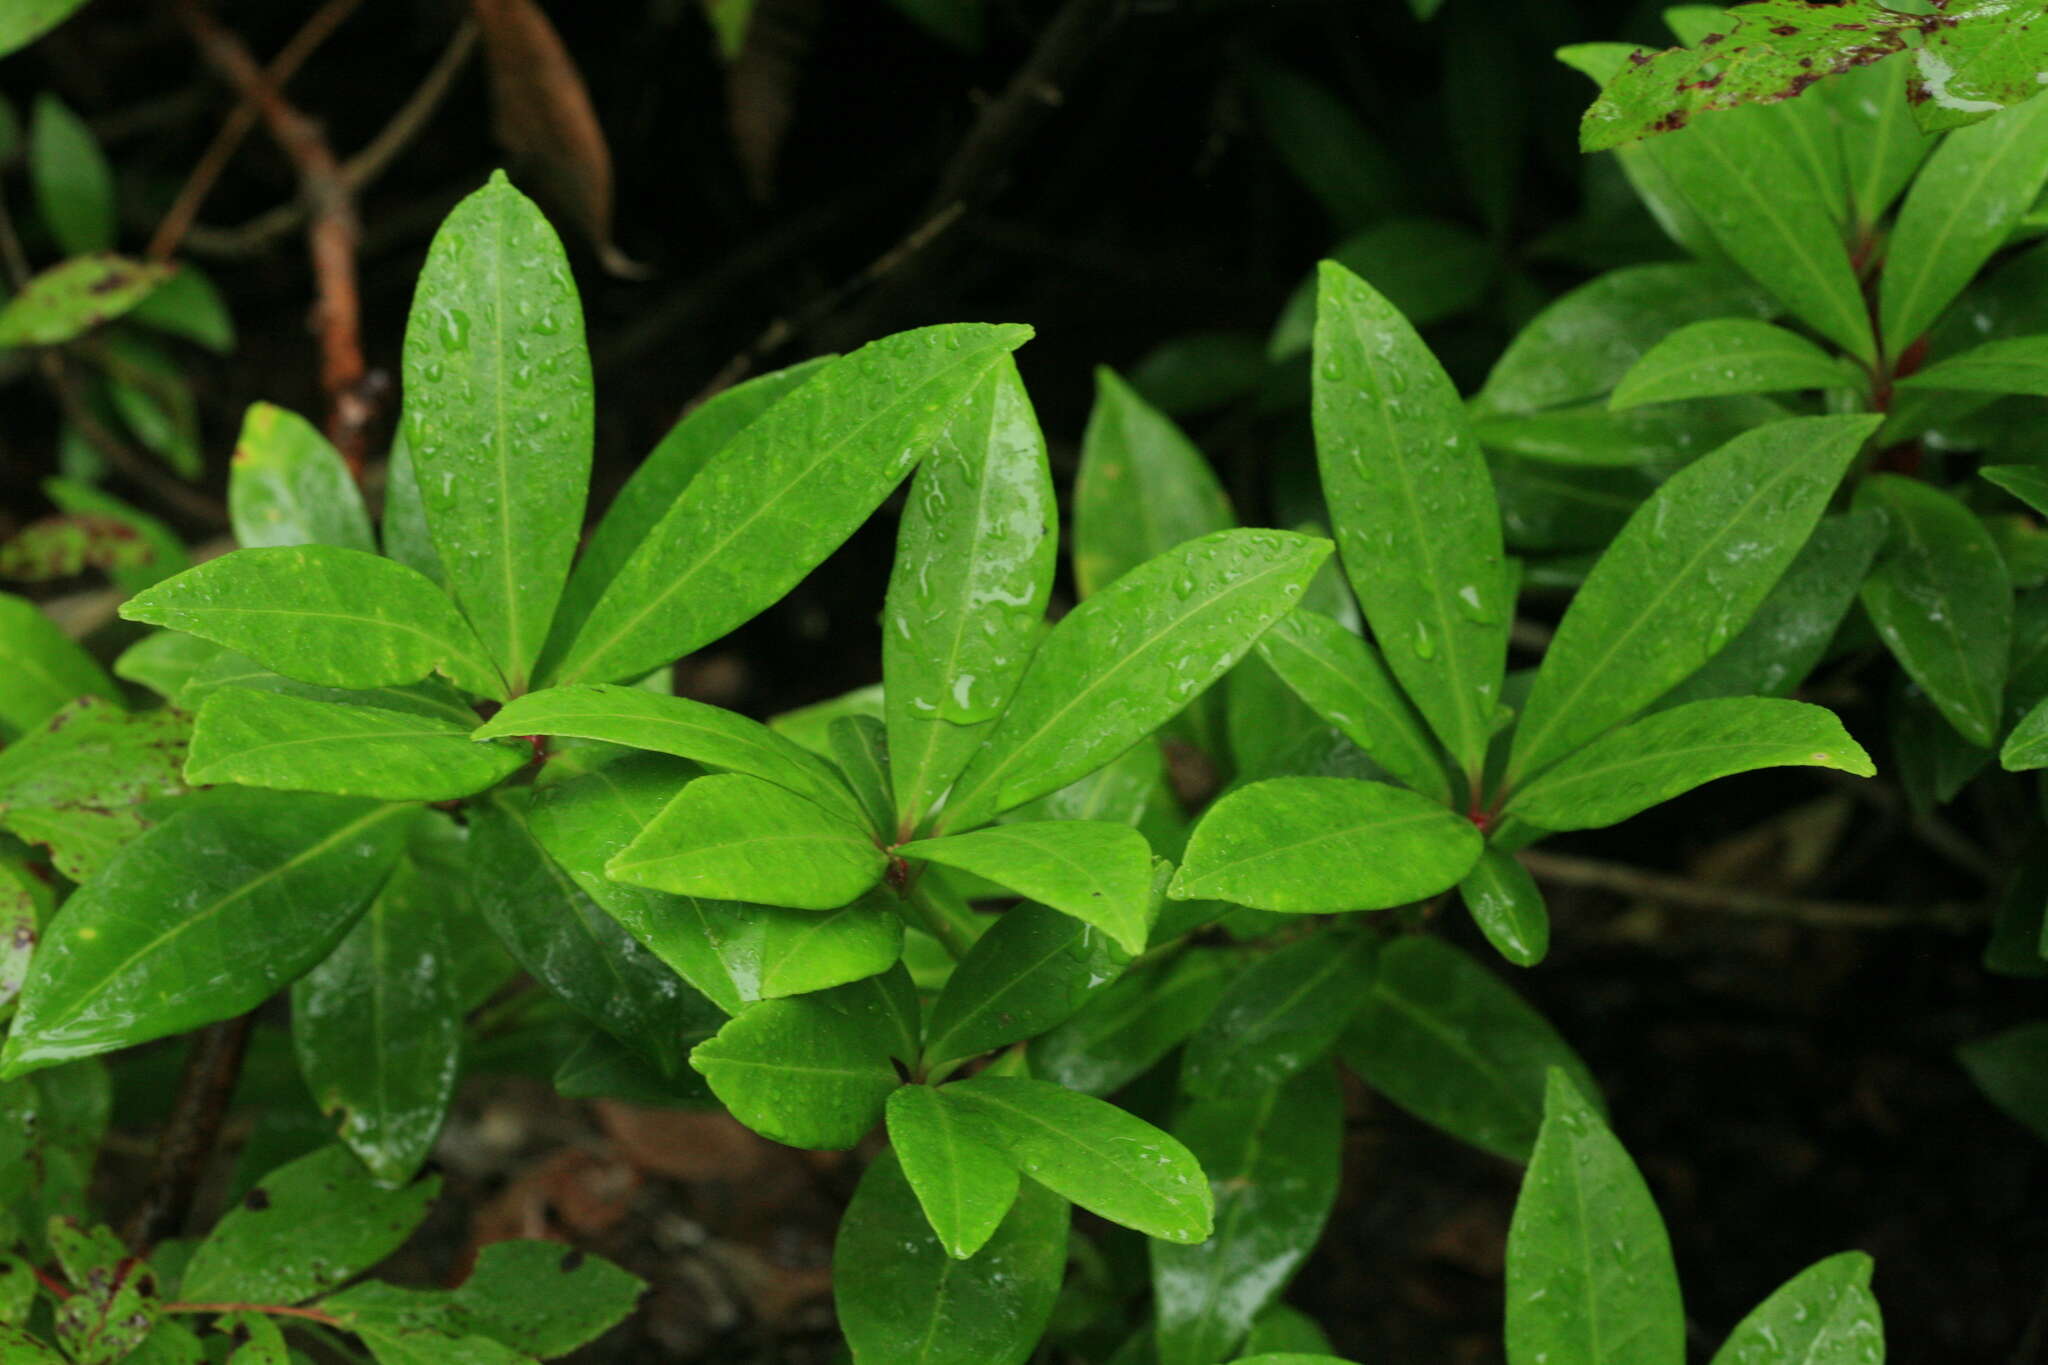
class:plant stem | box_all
[122,1013,256,1252]
[901,878,979,960]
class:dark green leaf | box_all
[1959,1021,2048,1143]
[1610,319,1852,409]
[1986,463,2048,516]
[2006,694,2048,770]
[448,1239,645,1356]
[607,772,884,909]
[1474,395,1789,470]
[1253,608,1450,804]
[1033,949,1230,1095]
[830,715,896,834]
[1181,935,1376,1098]
[1244,59,1405,230]
[380,430,443,586]
[1709,1252,1884,1365]
[924,902,1127,1065]
[189,690,525,801]
[1271,220,1495,358]
[1459,846,1550,968]
[228,403,374,552]
[29,95,113,253]
[900,821,1153,955]
[690,994,901,1149]
[886,1084,1020,1259]
[1899,336,2048,397]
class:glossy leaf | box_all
[475,684,862,822]
[939,1076,1213,1242]
[554,322,1032,685]
[1072,367,1233,598]
[469,789,714,1075]
[2006,695,2048,771]
[1340,936,1598,1161]
[1508,415,1877,783]
[1473,394,1788,471]
[292,851,463,1185]
[1857,475,2011,747]
[401,172,591,691]
[0,255,168,348]
[1710,1252,1884,1365]
[691,994,901,1149]
[0,698,187,882]
[181,1144,436,1303]
[1509,698,1874,832]
[1459,846,1549,968]
[835,1149,1066,1365]
[886,1084,1020,1259]
[1883,96,2048,358]
[1171,777,1482,913]
[900,821,1152,955]
[830,714,896,834]
[380,431,443,585]
[1180,934,1375,1099]
[228,403,374,552]
[940,529,1330,832]
[608,772,884,909]
[923,901,1125,1064]
[1314,261,1508,780]
[1898,335,2048,398]
[1,795,409,1077]
[1152,1067,1342,1365]
[1610,319,1851,409]
[1254,608,1450,804]
[30,95,113,253]
[120,546,505,698]
[886,357,1056,830]
[189,690,525,801]
[1986,464,2048,518]
[1505,1071,1684,1365]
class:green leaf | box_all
[1905,2,2048,131]
[1656,509,1888,710]
[0,592,115,739]
[1610,319,1852,409]
[886,1084,1020,1259]
[48,1218,157,1363]
[1883,96,2048,357]
[1244,59,1406,231]
[1180,935,1376,1099]
[1509,697,1874,831]
[0,1327,64,1363]
[1034,948,1231,1095]
[691,994,901,1148]
[553,358,829,643]
[1857,475,2011,747]
[1459,846,1550,968]
[291,851,462,1185]
[0,0,90,54]
[1508,415,1877,783]
[181,1144,435,1303]
[2005,694,2048,770]
[1171,777,1482,914]
[1959,1021,2048,1143]
[380,430,443,586]
[1152,1068,1343,1365]
[220,1314,285,1363]
[553,322,1032,685]
[830,715,896,834]
[127,264,234,352]
[1987,464,2048,517]
[401,171,592,692]
[939,1076,1213,1242]
[188,690,525,801]
[835,1149,1066,1365]
[1710,1252,1884,1365]
[0,698,188,882]
[1340,937,1598,1161]
[119,547,506,699]
[899,822,1152,955]
[1271,220,1495,359]
[1314,261,1509,782]
[1505,1071,1684,1365]
[0,1061,110,1247]
[1476,263,1775,416]
[42,476,187,593]
[1128,330,1269,413]
[886,357,1056,831]
[922,901,1127,1065]
[1898,335,2048,396]
[1825,53,1934,230]
[469,789,715,1075]
[447,1239,645,1356]
[1073,367,1233,598]
[1473,394,1789,470]
[940,529,1330,832]
[475,684,862,823]
[228,403,374,552]
[0,255,168,348]
[30,95,113,253]
[607,772,884,909]
[1,795,409,1077]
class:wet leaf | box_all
[48,1218,156,1363]
[900,821,1153,956]
[1905,1,2048,132]
[30,95,114,253]
[923,902,1126,1065]
[608,772,884,909]
[1460,846,1550,968]
[0,255,169,348]
[1181,934,1377,1097]
[1709,1251,1884,1365]
[886,1084,1020,1260]
[691,994,900,1149]
[1610,319,1852,409]
[1898,335,2048,397]
[189,690,524,801]
[0,698,188,882]
[228,403,374,552]
[1073,367,1234,599]
[829,715,895,835]
[0,592,116,739]
[446,1239,645,1355]
[1825,52,1934,229]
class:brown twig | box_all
[122,1014,256,1252]
[167,1302,345,1327]
[39,353,228,526]
[1517,848,1980,933]
[174,0,374,472]
[147,0,366,263]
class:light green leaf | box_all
[1,795,409,1077]
[1610,319,1853,409]
[0,592,115,739]
[475,684,862,822]
[1710,1252,1884,1365]
[1314,261,1508,782]
[227,403,374,552]
[1340,936,1599,1161]
[1509,697,1874,831]
[1181,934,1376,1098]
[900,821,1152,955]
[886,357,1056,832]
[1883,95,2048,357]
[401,171,591,692]
[691,994,901,1149]
[188,690,524,801]
[119,546,506,698]
[1508,415,1877,783]
[835,1149,1066,1365]
[0,0,90,55]
[1072,366,1233,598]
[1459,846,1550,968]
[1171,777,1481,913]
[1505,1071,1684,1365]
[0,255,169,348]
[939,529,1330,832]
[887,1084,1020,1259]
[30,95,113,253]
[830,715,896,835]
[553,322,1032,686]
[607,772,884,909]
[922,901,1126,1065]
[0,698,187,883]
[939,1076,1213,1243]
[1858,475,2011,747]
[1897,334,2048,396]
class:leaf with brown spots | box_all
[0,255,172,349]
[0,699,190,884]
